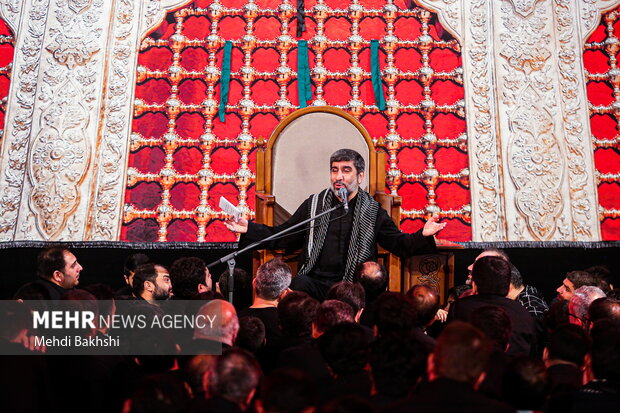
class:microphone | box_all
[338,186,349,212]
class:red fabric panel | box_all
[183,16,211,40]
[129,147,166,174]
[323,80,352,106]
[323,48,353,73]
[178,79,208,105]
[324,17,352,41]
[138,47,173,71]
[218,16,246,39]
[584,50,609,74]
[396,113,425,138]
[208,183,240,211]
[249,113,279,139]
[0,44,13,67]
[587,81,614,106]
[435,218,471,242]
[135,79,171,104]
[432,113,466,139]
[601,219,620,240]
[394,17,422,40]
[251,80,279,106]
[167,220,199,242]
[133,113,169,139]
[180,47,209,71]
[394,48,422,72]
[0,19,11,35]
[126,182,163,210]
[590,114,617,140]
[401,218,424,234]
[0,75,9,96]
[399,182,428,210]
[170,183,201,210]
[598,183,620,210]
[173,147,204,174]
[435,147,468,175]
[431,80,464,106]
[254,17,281,40]
[397,147,426,175]
[594,149,620,174]
[359,17,386,39]
[205,220,237,242]
[211,147,240,175]
[435,182,470,210]
[122,219,160,242]
[395,80,424,105]
[252,48,280,73]
[429,49,460,72]
[213,113,243,138]
[177,113,206,139]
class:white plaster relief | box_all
[0,0,22,33]
[0,0,51,240]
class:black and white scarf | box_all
[297,188,379,282]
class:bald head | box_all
[194,299,239,346]
[354,261,388,302]
[406,284,440,327]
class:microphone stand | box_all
[208,203,346,304]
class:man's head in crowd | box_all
[589,320,620,382]
[588,297,620,324]
[194,299,239,347]
[501,357,549,411]
[568,285,606,328]
[318,322,370,378]
[428,321,491,388]
[471,255,511,296]
[37,247,83,289]
[277,291,319,338]
[470,305,512,352]
[312,300,355,338]
[205,348,262,411]
[236,316,266,354]
[373,292,415,336]
[132,263,172,302]
[557,270,601,301]
[406,284,440,328]
[507,264,526,300]
[370,334,429,399]
[256,368,317,413]
[123,253,149,288]
[330,148,365,199]
[353,261,389,303]
[543,323,590,368]
[254,258,292,302]
[326,281,365,321]
[170,257,211,299]
[218,268,253,310]
[466,248,509,285]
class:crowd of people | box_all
[1,246,619,413]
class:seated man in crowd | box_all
[449,255,536,356]
[131,263,172,303]
[32,246,83,300]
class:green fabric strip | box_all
[370,40,386,111]
[218,41,232,122]
[297,40,312,108]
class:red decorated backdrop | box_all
[123,0,471,243]
[584,8,620,241]
[0,19,13,146]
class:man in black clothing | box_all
[225,148,445,300]
[31,246,83,300]
[448,255,537,356]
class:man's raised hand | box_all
[422,214,447,237]
[224,216,249,233]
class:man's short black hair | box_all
[566,270,601,290]
[170,257,207,299]
[502,357,549,411]
[314,300,355,335]
[236,316,266,354]
[123,253,150,277]
[330,148,365,174]
[472,255,511,296]
[370,334,428,398]
[590,320,620,381]
[326,281,365,313]
[546,323,590,366]
[36,247,69,280]
[278,291,319,338]
[353,261,388,303]
[509,264,524,288]
[258,369,317,413]
[132,263,160,296]
[470,305,512,351]
[318,322,370,376]
[373,292,415,336]
[208,348,262,406]
[588,297,620,323]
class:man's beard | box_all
[153,286,170,300]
